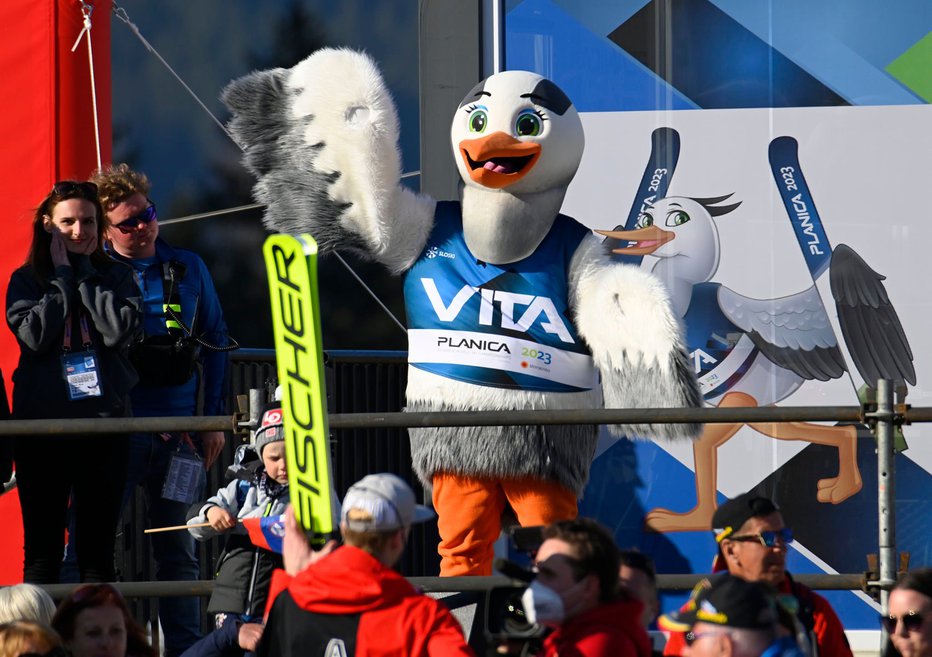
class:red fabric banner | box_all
[0,0,112,584]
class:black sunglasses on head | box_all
[880,610,927,634]
[51,180,98,198]
[113,201,157,234]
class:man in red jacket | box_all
[662,492,852,657]
[523,518,652,657]
[258,473,474,657]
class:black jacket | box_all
[6,256,142,420]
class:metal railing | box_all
[2,388,916,597]
[1,403,928,436]
[35,572,871,601]
[0,349,916,653]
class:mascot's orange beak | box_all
[459,131,542,189]
[596,226,675,255]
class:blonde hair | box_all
[0,584,57,625]
[0,620,62,657]
[342,509,396,555]
[90,163,151,211]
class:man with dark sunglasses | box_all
[110,202,158,235]
[88,163,232,657]
[662,492,852,657]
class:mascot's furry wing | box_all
[223,48,435,274]
[223,48,702,495]
[571,236,703,440]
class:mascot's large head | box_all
[451,70,584,196]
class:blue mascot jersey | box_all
[683,282,759,402]
[404,201,597,392]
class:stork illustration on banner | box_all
[598,131,917,532]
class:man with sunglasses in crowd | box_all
[90,163,232,657]
[662,491,852,657]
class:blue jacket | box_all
[109,238,229,417]
[178,618,254,657]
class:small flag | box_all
[243,515,285,553]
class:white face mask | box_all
[521,580,566,627]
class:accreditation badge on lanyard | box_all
[161,433,205,504]
[61,311,103,401]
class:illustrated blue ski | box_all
[606,126,680,266]
[768,136,876,397]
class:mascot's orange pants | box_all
[432,473,578,576]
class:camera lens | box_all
[501,594,539,637]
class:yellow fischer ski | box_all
[263,234,333,542]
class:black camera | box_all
[483,526,547,656]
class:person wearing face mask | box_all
[5,181,142,584]
[522,517,652,657]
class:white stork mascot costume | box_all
[223,49,702,575]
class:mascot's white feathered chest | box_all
[223,48,701,493]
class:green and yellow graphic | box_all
[263,234,333,542]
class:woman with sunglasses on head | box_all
[884,568,932,657]
[5,181,142,584]
[52,584,155,657]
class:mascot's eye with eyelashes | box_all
[636,212,654,228]
[467,106,488,133]
[666,210,690,227]
[515,109,545,137]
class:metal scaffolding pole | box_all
[3,404,931,435]
[326,405,870,428]
[875,378,897,643]
[35,572,870,599]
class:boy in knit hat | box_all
[186,402,289,646]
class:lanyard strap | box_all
[62,310,93,351]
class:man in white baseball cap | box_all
[258,473,474,657]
